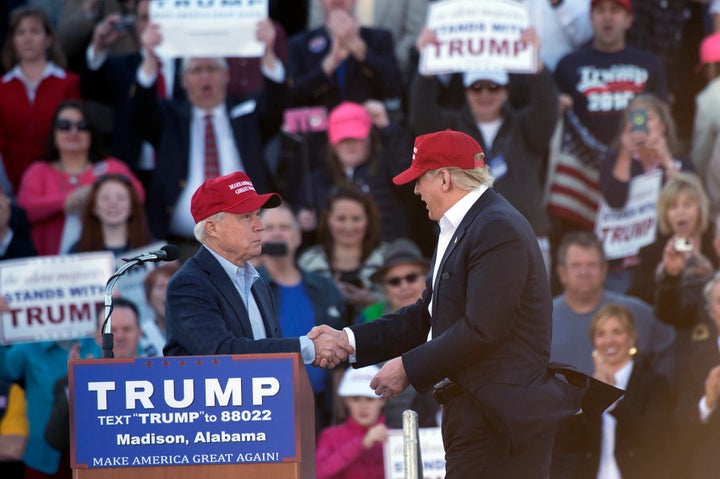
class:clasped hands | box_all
[307,325,354,368]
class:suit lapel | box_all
[196,248,254,338]
[432,189,495,293]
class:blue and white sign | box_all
[70,354,299,468]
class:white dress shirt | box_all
[597,360,633,479]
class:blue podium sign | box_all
[70,354,300,469]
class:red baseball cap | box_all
[591,0,632,12]
[190,171,281,222]
[327,101,372,145]
[392,130,485,185]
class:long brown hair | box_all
[317,183,381,264]
[1,7,66,71]
[74,174,152,252]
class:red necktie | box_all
[156,60,167,98]
[204,113,220,180]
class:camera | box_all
[261,242,288,257]
[113,15,136,32]
[674,237,693,252]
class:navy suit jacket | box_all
[2,204,36,260]
[163,246,300,356]
[350,189,585,456]
[288,26,402,108]
[131,74,285,239]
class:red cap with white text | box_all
[392,130,486,185]
[190,171,281,223]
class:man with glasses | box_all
[409,25,556,272]
[551,231,675,379]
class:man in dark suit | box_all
[287,0,402,109]
[164,171,352,366]
[670,273,720,479]
[131,19,285,249]
[311,130,597,477]
[81,0,185,186]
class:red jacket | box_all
[0,65,81,191]
[316,416,386,479]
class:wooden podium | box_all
[69,354,315,479]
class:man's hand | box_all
[307,325,354,368]
[370,357,409,398]
[91,14,127,55]
[256,18,278,71]
[704,365,720,410]
[326,9,364,58]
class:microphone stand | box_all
[101,258,144,358]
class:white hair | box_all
[425,166,495,190]
[194,211,225,242]
[181,57,228,74]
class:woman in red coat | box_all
[0,7,80,192]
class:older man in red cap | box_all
[164,171,353,367]
[311,129,620,478]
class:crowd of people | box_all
[1,0,720,478]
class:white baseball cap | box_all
[338,365,382,398]
[463,70,509,88]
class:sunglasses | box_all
[55,119,90,132]
[467,81,503,93]
[385,272,422,287]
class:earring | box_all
[629,346,637,356]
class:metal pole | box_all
[402,409,423,479]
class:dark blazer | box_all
[350,189,585,459]
[673,332,720,479]
[288,26,402,108]
[163,246,300,356]
[2,204,36,260]
[558,355,672,479]
[131,74,285,239]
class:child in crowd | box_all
[316,365,387,479]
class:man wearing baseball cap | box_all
[164,171,353,367]
[311,130,621,478]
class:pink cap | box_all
[392,130,485,185]
[700,32,720,65]
[327,101,372,145]
[190,171,281,222]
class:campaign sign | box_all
[0,252,115,344]
[70,354,299,468]
[151,0,268,58]
[384,427,446,479]
[595,169,662,260]
[420,0,535,75]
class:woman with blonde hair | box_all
[627,172,716,304]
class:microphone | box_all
[122,244,180,263]
[102,244,179,358]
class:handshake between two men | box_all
[306,325,410,400]
[308,324,353,368]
